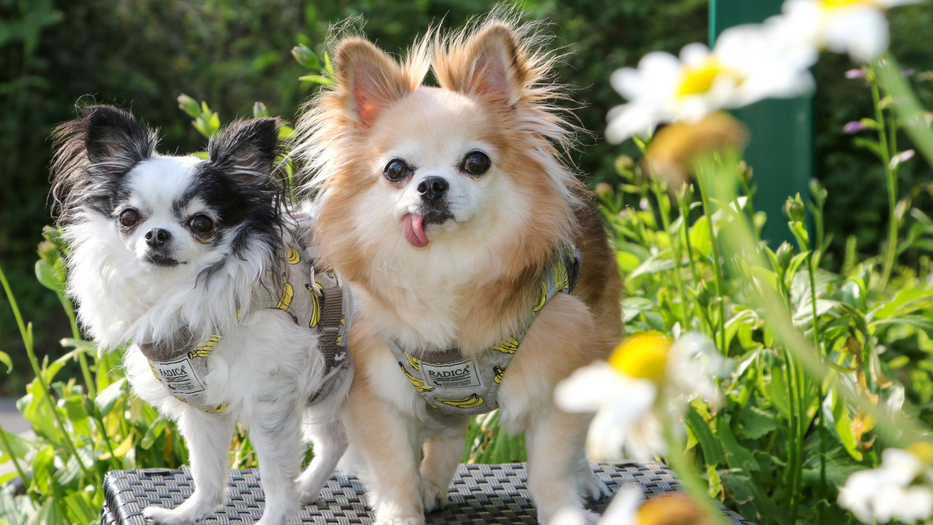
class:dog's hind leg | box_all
[144,409,235,525]
[525,408,602,525]
[250,399,304,525]
[419,419,468,513]
[297,419,348,504]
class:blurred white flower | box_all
[552,487,643,525]
[606,24,815,142]
[838,445,933,523]
[775,0,923,62]
[555,332,727,461]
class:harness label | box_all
[421,360,483,389]
[152,356,207,395]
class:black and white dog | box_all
[51,105,350,525]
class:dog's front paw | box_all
[577,471,611,501]
[421,480,450,514]
[144,504,211,525]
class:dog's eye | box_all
[189,215,214,234]
[384,159,411,182]
[461,151,491,176]
[119,209,140,227]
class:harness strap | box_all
[391,245,582,416]
[307,285,350,404]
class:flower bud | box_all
[37,241,60,267]
[775,241,794,272]
[594,182,613,199]
[291,44,321,70]
[784,193,806,223]
[177,94,201,118]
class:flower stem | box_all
[871,64,898,289]
[696,161,728,356]
[652,179,691,329]
[659,410,730,525]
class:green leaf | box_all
[684,407,724,466]
[95,378,126,417]
[627,255,674,280]
[32,445,55,494]
[735,406,780,440]
[298,74,334,86]
[141,416,167,450]
[63,492,96,525]
[716,419,760,471]
[689,215,712,257]
[0,430,33,460]
[0,352,11,373]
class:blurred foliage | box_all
[1,0,932,391]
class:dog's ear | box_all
[84,105,158,174]
[208,118,281,181]
[333,38,414,126]
[435,23,528,106]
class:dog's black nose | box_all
[145,228,172,248]
[417,177,449,202]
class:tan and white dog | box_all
[294,16,624,525]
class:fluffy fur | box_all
[293,15,624,525]
[52,106,349,525]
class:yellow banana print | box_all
[286,246,301,264]
[148,360,160,379]
[492,337,519,354]
[406,353,421,371]
[554,259,569,291]
[204,403,228,413]
[533,280,548,312]
[428,402,441,411]
[435,393,484,409]
[307,289,321,328]
[276,275,293,310]
[189,334,221,359]
[494,365,506,384]
[398,362,434,392]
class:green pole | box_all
[710,0,813,246]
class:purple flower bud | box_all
[844,121,865,134]
[846,69,868,79]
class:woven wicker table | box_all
[101,462,754,524]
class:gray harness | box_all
[390,246,581,416]
[139,245,351,413]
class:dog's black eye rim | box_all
[383,159,412,182]
[189,215,214,234]
[461,151,491,176]
[119,209,140,228]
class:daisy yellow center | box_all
[907,441,933,467]
[676,58,741,98]
[608,332,672,383]
[820,0,880,8]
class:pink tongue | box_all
[403,214,429,248]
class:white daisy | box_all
[838,445,933,523]
[555,332,726,461]
[775,0,923,62]
[606,24,815,142]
